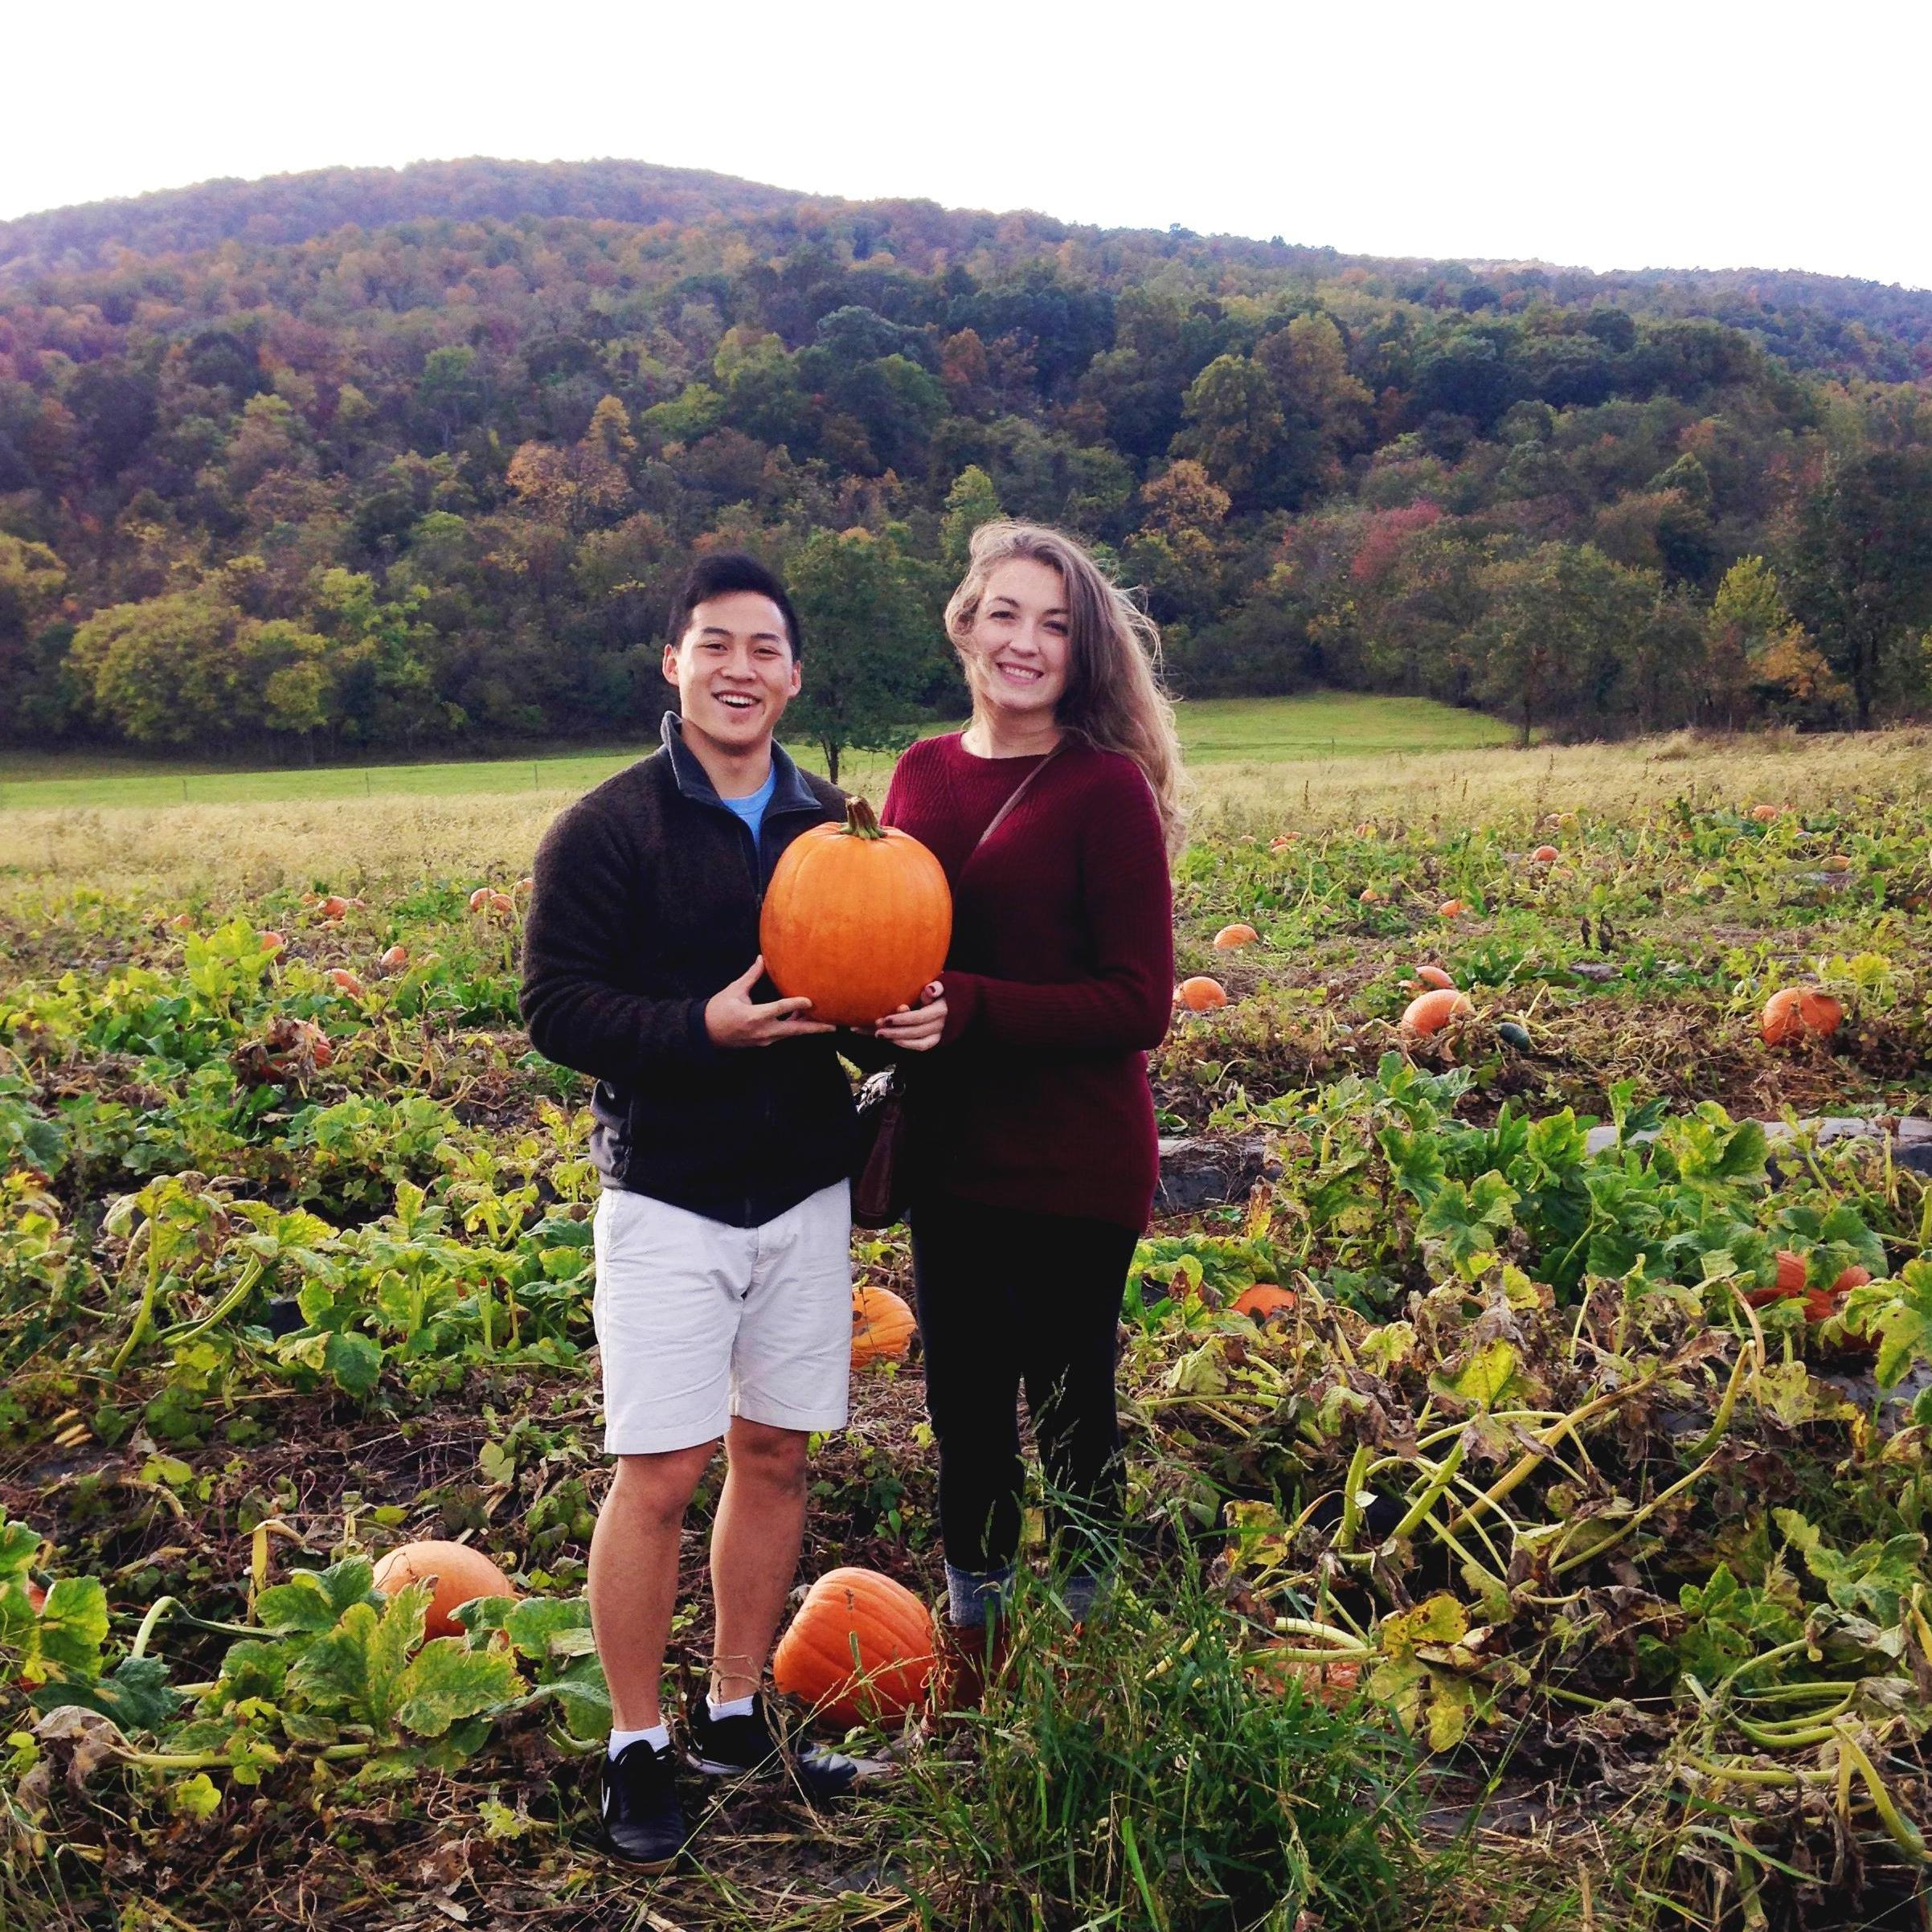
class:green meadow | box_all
[0,693,1511,813]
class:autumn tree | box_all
[69,591,248,744]
[1471,542,1657,743]
[1704,556,1840,727]
[939,465,1005,572]
[1789,450,1932,726]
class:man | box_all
[520,553,862,1870]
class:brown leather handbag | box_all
[849,743,1064,1229]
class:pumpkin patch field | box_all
[1,731,1930,1930]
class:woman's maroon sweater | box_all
[882,732,1174,1232]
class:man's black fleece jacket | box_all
[518,713,857,1227]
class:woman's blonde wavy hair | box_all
[945,521,1187,855]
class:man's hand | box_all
[869,980,948,1053]
[704,955,833,1047]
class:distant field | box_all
[0,694,1508,812]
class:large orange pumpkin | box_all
[1759,988,1843,1046]
[852,1285,915,1367]
[759,800,952,1028]
[371,1541,515,1639]
[772,1567,935,1727]
[1400,989,1473,1037]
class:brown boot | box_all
[927,1611,1009,1720]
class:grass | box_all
[4,718,1927,907]
[878,1557,1432,1932]
[1174,693,1512,762]
[0,694,1508,813]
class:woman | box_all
[872,521,1183,1671]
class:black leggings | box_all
[909,1193,1140,1577]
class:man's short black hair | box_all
[669,552,802,658]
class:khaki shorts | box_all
[591,1180,853,1455]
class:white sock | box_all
[608,1724,669,1759]
[706,1693,755,1723]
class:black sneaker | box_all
[686,1693,862,1800]
[596,1738,685,1870]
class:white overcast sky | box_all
[4,0,1927,289]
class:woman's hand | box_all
[870,980,948,1052]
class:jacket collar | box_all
[660,711,823,818]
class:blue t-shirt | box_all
[718,764,779,849]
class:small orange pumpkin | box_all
[1400,989,1473,1037]
[1213,923,1259,950]
[258,930,286,957]
[1358,886,1384,905]
[760,799,952,1028]
[1249,1646,1363,1706]
[1530,845,1560,864]
[852,1285,915,1367]
[371,1540,515,1640]
[1437,899,1466,919]
[1177,976,1228,1012]
[1744,1248,1813,1308]
[1820,854,1852,874]
[1269,833,1299,852]
[318,894,354,920]
[1750,804,1781,823]
[467,886,496,913]
[1414,964,1456,992]
[379,943,409,970]
[326,968,365,998]
[1759,988,1843,1046]
[1230,1283,1296,1322]
[772,1567,935,1727]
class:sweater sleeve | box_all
[939,765,1173,1055]
[518,799,720,1086]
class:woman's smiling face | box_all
[966,556,1070,722]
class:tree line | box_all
[2,159,1931,769]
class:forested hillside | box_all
[3,156,1930,760]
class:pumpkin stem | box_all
[843,796,886,841]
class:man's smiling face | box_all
[663,589,801,755]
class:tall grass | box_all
[874,1562,1426,1932]
[5,725,1928,905]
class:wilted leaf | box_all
[394,1639,523,1737]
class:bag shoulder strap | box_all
[972,740,1066,855]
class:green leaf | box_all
[27,1577,109,1684]
[1444,1341,1521,1409]
[323,1330,383,1398]
[394,1639,524,1738]
[502,1595,595,1664]
[538,1652,612,1740]
[288,1582,428,1734]
[170,1771,223,1819]
[1377,1593,1469,1660]
[256,1557,376,1634]
[0,1515,39,1588]
[27,1653,181,1732]
[1377,1123,1444,1205]
[1418,1172,1518,1275]
[1845,1259,1932,1390]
